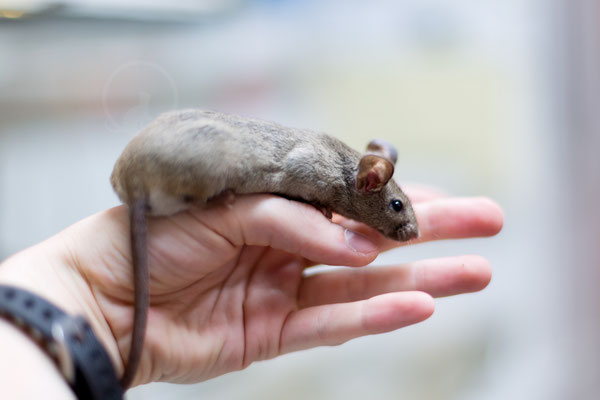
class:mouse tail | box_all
[120,198,149,389]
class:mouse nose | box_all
[396,224,420,241]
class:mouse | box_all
[110,109,419,388]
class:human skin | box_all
[0,184,502,394]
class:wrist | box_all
[0,233,124,379]
[0,317,76,399]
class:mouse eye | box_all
[390,199,403,212]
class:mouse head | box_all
[349,139,419,241]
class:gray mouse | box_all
[110,109,419,388]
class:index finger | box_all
[332,196,504,252]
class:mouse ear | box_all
[366,139,398,165]
[356,155,394,193]
[356,139,397,193]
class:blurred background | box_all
[1,0,599,399]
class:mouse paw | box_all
[315,204,333,219]
[208,189,236,208]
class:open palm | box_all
[62,185,502,387]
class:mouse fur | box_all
[112,109,418,240]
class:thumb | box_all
[217,194,380,267]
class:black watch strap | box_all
[0,285,124,400]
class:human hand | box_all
[0,185,503,387]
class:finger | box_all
[280,292,434,354]
[413,196,504,242]
[299,255,491,308]
[196,194,380,267]
[332,197,503,251]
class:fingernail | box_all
[344,229,378,254]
